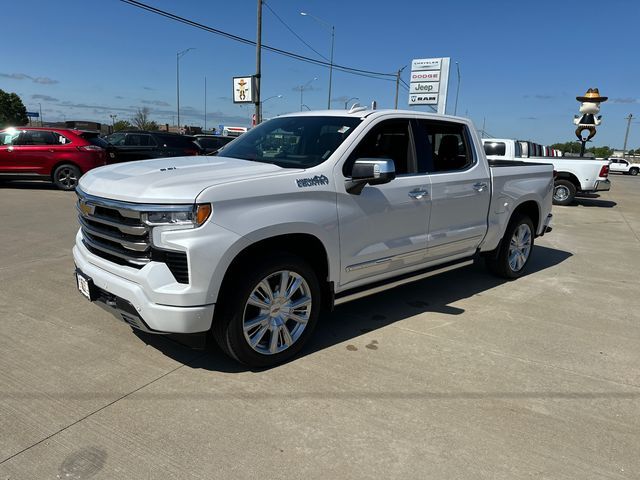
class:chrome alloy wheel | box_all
[242,270,312,355]
[553,185,570,202]
[508,224,532,272]
[57,167,78,188]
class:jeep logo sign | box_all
[409,82,440,94]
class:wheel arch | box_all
[51,160,82,179]
[213,232,333,310]
[555,172,581,190]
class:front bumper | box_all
[74,244,215,333]
[594,179,611,192]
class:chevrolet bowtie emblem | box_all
[79,201,94,216]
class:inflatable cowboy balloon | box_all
[574,88,607,154]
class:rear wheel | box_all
[630,167,639,176]
[486,214,534,279]
[212,253,321,368]
[52,164,81,191]
[553,179,576,206]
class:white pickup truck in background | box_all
[608,157,640,176]
[483,138,611,206]
[73,109,553,367]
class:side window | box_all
[52,133,71,145]
[123,134,155,146]
[105,133,125,146]
[344,119,413,176]
[0,131,20,145]
[415,120,473,173]
[17,131,57,145]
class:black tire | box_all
[553,179,576,206]
[630,167,639,176]
[485,214,535,279]
[52,164,81,191]
[212,252,322,368]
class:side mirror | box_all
[347,158,396,194]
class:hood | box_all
[78,156,295,203]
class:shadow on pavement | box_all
[133,245,572,372]
[574,194,617,208]
[0,180,58,190]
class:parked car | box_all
[103,131,202,163]
[608,157,640,176]
[483,138,611,206]
[73,109,553,367]
[0,127,108,190]
[193,135,235,154]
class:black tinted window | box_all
[17,131,58,145]
[81,132,109,148]
[125,134,156,146]
[158,135,197,148]
[415,120,473,173]
[345,119,413,176]
[483,142,506,156]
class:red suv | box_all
[0,127,108,190]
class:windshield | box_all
[219,116,362,168]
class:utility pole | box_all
[328,25,334,109]
[176,48,195,130]
[254,0,262,125]
[623,113,634,155]
[38,103,43,127]
[204,76,207,131]
[394,66,406,109]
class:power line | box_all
[263,1,328,62]
[120,0,397,80]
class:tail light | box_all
[598,165,609,178]
[78,145,103,152]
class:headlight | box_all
[142,203,212,228]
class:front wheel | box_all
[486,214,535,279]
[553,179,576,206]
[212,253,321,368]
[52,164,81,190]
[630,167,639,176]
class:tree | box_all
[113,119,133,131]
[0,89,28,128]
[131,107,159,131]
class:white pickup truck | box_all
[73,109,553,367]
[482,138,611,205]
[608,157,640,176]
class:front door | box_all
[336,117,431,287]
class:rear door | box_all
[413,119,491,261]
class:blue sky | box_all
[2,0,638,148]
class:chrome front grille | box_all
[76,190,152,268]
[76,188,191,283]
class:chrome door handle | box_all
[473,182,488,192]
[408,189,428,199]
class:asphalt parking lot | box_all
[1,175,639,479]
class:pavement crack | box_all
[0,357,200,465]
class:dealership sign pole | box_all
[408,57,450,114]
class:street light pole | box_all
[259,94,282,120]
[297,78,317,111]
[454,62,461,116]
[176,47,195,130]
[301,12,334,109]
[38,103,43,127]
[204,76,207,131]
